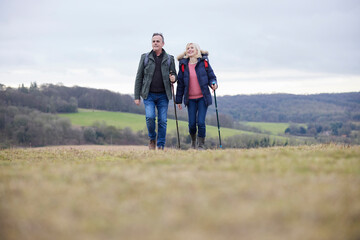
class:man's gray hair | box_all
[152,33,164,43]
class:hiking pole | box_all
[212,82,222,148]
[170,72,181,149]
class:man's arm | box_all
[134,54,145,105]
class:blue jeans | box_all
[143,92,169,148]
[187,97,208,138]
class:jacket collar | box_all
[178,53,209,65]
[149,49,168,62]
[177,50,209,61]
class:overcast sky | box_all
[1,0,359,96]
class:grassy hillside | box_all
[59,109,279,139]
[0,145,359,240]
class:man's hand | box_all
[177,104,182,110]
[169,74,176,83]
[134,99,141,106]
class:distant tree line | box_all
[212,93,360,123]
[0,106,148,148]
[0,106,80,148]
[1,83,359,148]
[82,121,147,145]
[0,83,143,115]
[0,83,148,148]
[1,83,78,113]
[2,83,358,124]
[285,122,360,139]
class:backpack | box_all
[144,52,171,68]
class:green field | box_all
[242,122,308,135]
[59,109,147,132]
[59,109,275,139]
[1,145,359,240]
[243,121,291,135]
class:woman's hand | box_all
[211,83,218,92]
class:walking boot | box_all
[198,137,205,150]
[149,139,156,150]
[190,134,196,149]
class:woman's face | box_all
[186,44,198,58]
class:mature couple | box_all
[134,33,218,150]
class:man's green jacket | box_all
[134,49,177,101]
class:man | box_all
[134,33,177,150]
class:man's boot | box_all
[149,139,156,150]
[190,134,196,149]
[198,137,205,150]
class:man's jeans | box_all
[143,92,169,148]
[187,97,208,138]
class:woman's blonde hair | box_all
[184,43,202,59]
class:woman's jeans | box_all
[143,92,169,148]
[187,97,208,138]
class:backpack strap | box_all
[143,52,150,67]
[181,64,185,72]
[167,55,171,67]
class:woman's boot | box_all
[198,137,205,150]
[190,134,196,149]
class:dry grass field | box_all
[0,144,359,240]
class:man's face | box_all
[152,35,164,52]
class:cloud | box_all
[0,0,359,95]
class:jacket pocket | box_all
[141,76,151,97]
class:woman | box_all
[175,43,217,149]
